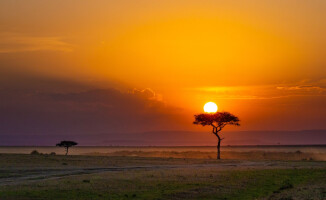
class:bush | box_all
[50,152,56,156]
[279,179,293,190]
[30,150,40,155]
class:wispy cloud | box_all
[0,32,73,53]
[187,80,326,100]
[276,85,325,92]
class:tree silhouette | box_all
[193,112,240,159]
[56,141,78,155]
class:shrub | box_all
[279,179,293,190]
[30,150,40,155]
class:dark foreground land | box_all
[0,154,325,200]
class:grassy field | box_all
[0,154,325,200]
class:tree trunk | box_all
[212,127,222,160]
[217,138,221,159]
[65,147,68,155]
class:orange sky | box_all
[0,0,326,143]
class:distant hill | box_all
[1,130,326,146]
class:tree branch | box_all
[212,126,217,136]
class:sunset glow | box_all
[0,0,325,146]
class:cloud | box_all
[0,32,73,53]
[188,80,326,100]
[276,85,325,92]
[130,88,163,101]
[0,87,186,137]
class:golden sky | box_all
[0,0,326,141]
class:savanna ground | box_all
[0,151,325,200]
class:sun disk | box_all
[204,102,218,113]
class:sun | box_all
[204,102,218,113]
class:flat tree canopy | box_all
[56,141,78,147]
[194,112,240,129]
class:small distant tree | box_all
[56,141,78,155]
[193,112,240,159]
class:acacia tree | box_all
[193,112,240,159]
[56,141,78,155]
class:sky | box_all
[0,0,326,145]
